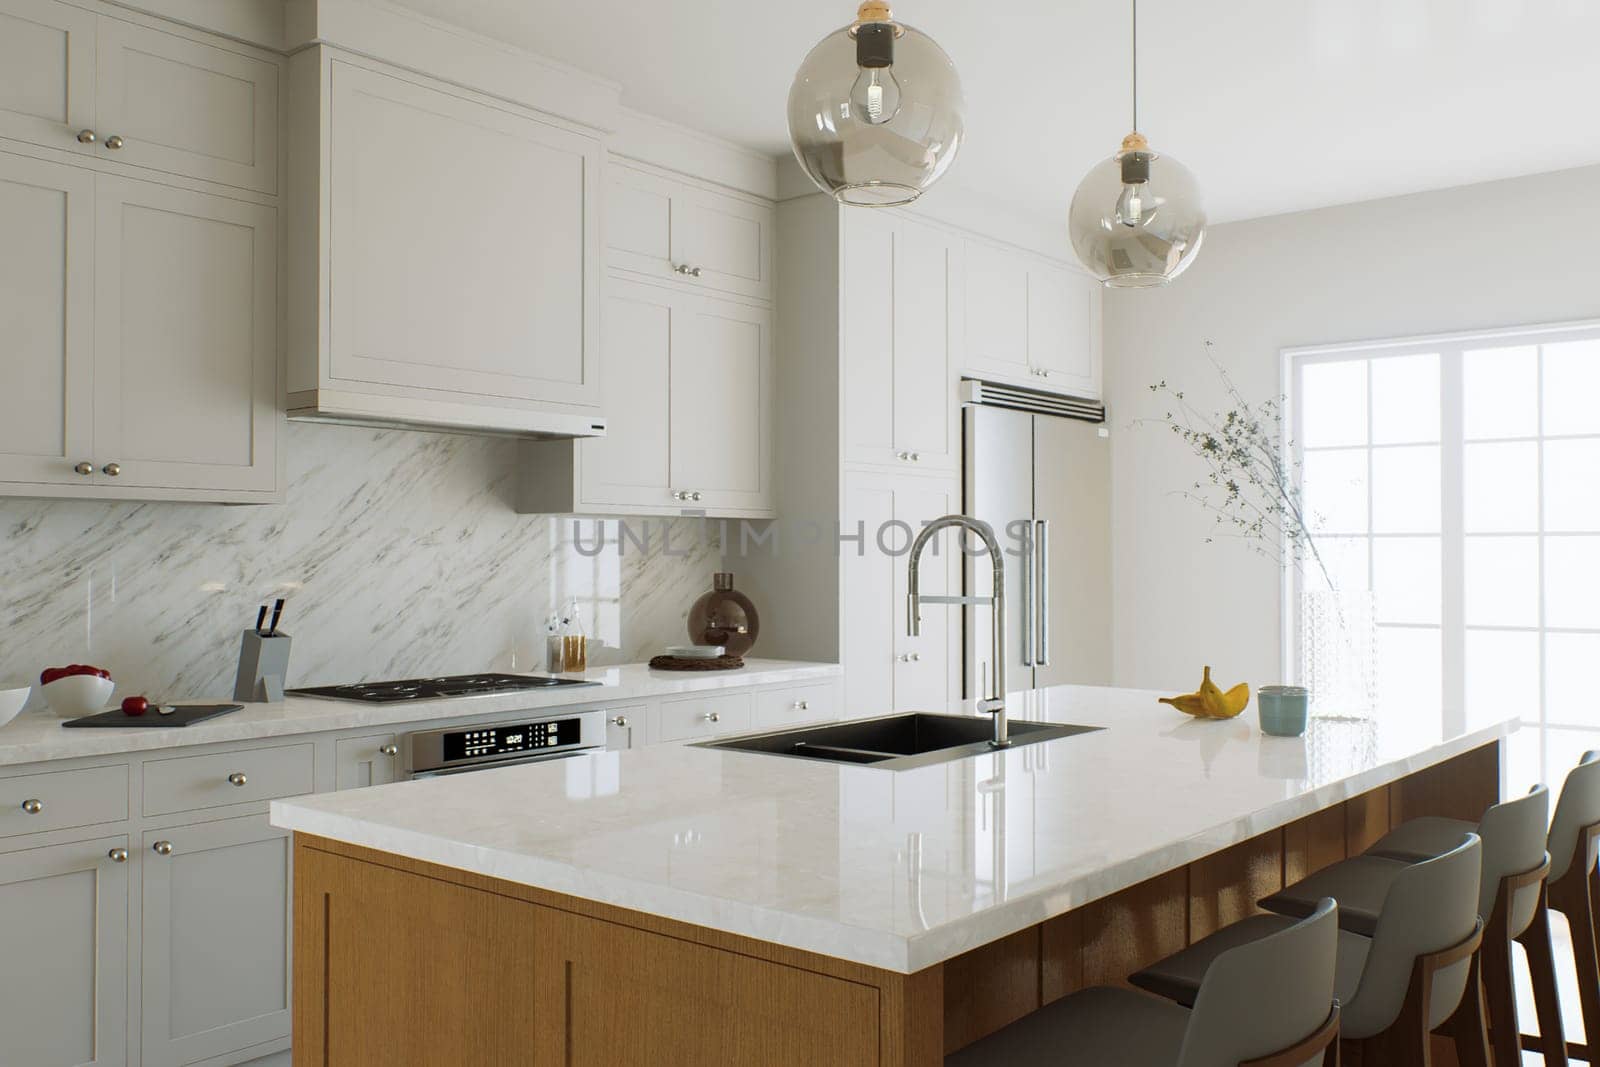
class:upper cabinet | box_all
[0,2,278,194]
[607,162,774,302]
[840,210,959,473]
[962,237,1103,399]
[286,50,607,439]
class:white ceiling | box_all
[391,0,1600,225]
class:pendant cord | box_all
[1131,0,1138,132]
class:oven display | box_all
[441,718,581,763]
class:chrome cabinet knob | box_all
[673,264,703,277]
[152,840,174,856]
[910,453,920,462]
[792,700,809,710]
[74,462,93,476]
[104,135,124,150]
[102,463,121,476]
[671,490,684,501]
[379,744,399,757]
[20,798,42,815]
[77,129,97,144]
[895,451,908,461]
[690,491,703,501]
[108,847,128,863]
[610,715,628,728]
[227,772,247,787]
[704,711,720,723]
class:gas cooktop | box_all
[286,673,599,703]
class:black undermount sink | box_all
[697,712,1101,771]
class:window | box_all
[1287,321,1600,789]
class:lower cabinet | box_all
[603,704,649,751]
[0,834,129,1067]
[334,732,400,790]
[141,815,291,1066]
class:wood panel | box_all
[943,926,1040,1054]
[1284,805,1349,885]
[883,967,944,1067]
[1346,786,1392,855]
[1190,834,1284,942]
[1040,909,1085,1005]
[1080,868,1189,988]
[1391,742,1500,825]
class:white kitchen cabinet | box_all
[522,280,775,518]
[962,239,1030,379]
[0,834,129,1067]
[93,175,278,494]
[288,52,605,436]
[603,704,649,751]
[94,15,280,194]
[140,815,291,1067]
[841,211,959,473]
[0,0,96,157]
[1027,262,1102,397]
[334,732,401,790]
[753,681,840,731]
[651,691,753,744]
[962,238,1103,399]
[607,161,773,302]
[841,471,961,717]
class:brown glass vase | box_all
[687,573,759,657]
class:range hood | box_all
[287,389,607,440]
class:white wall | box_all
[1104,164,1600,691]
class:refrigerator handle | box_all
[1035,519,1050,667]
[1019,521,1034,668]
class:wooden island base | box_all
[293,742,1498,1066]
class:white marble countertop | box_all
[270,684,1514,973]
[0,659,839,767]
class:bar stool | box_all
[946,898,1340,1067]
[1131,835,1486,1066]
[1259,785,1555,1066]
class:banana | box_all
[1160,666,1251,720]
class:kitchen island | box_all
[271,685,1510,1065]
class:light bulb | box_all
[1114,182,1154,228]
[850,67,902,124]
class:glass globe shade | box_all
[787,19,964,206]
[1068,137,1207,287]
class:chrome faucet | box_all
[907,515,1009,747]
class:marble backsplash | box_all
[0,423,720,704]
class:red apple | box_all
[121,696,149,716]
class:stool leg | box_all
[1518,894,1569,1067]
[1479,931,1520,1066]
[1556,880,1600,1061]
[1442,952,1492,1067]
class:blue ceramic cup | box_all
[1258,686,1310,737]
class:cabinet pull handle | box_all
[74,462,93,476]
[227,772,248,787]
[108,848,129,863]
[379,744,399,756]
[610,715,629,728]
[76,129,97,144]
[152,840,174,856]
[20,798,43,815]
[102,462,121,477]
[104,135,124,150]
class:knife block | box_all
[234,630,291,703]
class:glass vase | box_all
[1299,589,1377,719]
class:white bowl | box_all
[42,675,115,719]
[0,686,29,727]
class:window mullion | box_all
[1440,345,1466,735]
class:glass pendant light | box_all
[787,1,964,207]
[1069,0,1206,287]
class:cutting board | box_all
[62,704,244,728]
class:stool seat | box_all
[1130,914,1372,1011]
[1258,855,1411,936]
[1367,816,1477,863]
[945,986,1191,1066]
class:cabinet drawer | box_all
[0,765,127,838]
[755,683,838,731]
[143,743,313,816]
[653,692,752,743]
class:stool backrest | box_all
[1477,784,1549,935]
[1549,750,1600,883]
[1344,834,1481,1038]
[1177,897,1338,1067]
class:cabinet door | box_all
[94,17,279,194]
[892,218,957,470]
[892,478,961,713]
[141,815,290,1067]
[328,61,600,409]
[668,294,772,512]
[1028,262,1102,397]
[0,0,97,157]
[841,473,895,718]
[962,239,1028,377]
[603,703,648,750]
[840,210,896,467]
[579,278,675,509]
[0,150,95,486]
[334,733,400,790]
[669,182,773,300]
[93,176,278,493]
[0,835,129,1067]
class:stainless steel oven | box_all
[402,708,606,779]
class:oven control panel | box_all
[441,717,582,763]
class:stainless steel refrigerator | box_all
[962,382,1113,697]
